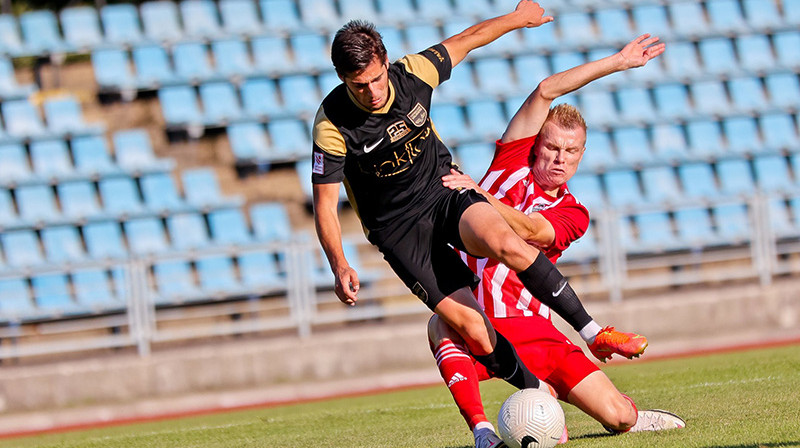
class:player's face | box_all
[532,122,586,192]
[341,56,391,111]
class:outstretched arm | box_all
[502,34,665,143]
[442,0,553,67]
[313,183,360,306]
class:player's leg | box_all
[567,371,637,431]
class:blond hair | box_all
[545,103,587,132]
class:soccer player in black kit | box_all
[312,1,646,396]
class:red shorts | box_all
[473,315,599,400]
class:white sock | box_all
[579,321,603,344]
[474,421,495,435]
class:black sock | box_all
[516,252,593,332]
[473,331,539,389]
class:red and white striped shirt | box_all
[458,135,589,319]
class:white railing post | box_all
[598,209,625,302]
[126,260,155,357]
[287,233,315,338]
[749,195,776,286]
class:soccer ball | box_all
[497,388,565,448]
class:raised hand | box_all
[514,0,554,28]
[618,34,666,69]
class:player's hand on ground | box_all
[442,168,480,191]
[334,266,360,306]
[514,0,554,28]
[618,34,666,70]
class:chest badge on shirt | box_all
[407,102,427,127]
[387,120,411,143]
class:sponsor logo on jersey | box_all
[387,120,411,142]
[312,152,324,174]
[407,102,427,127]
[368,126,431,178]
[426,46,445,63]
[363,138,384,153]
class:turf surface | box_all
[3,344,799,447]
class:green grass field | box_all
[3,344,799,448]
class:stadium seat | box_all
[712,202,750,242]
[430,103,468,145]
[140,1,183,42]
[617,87,655,124]
[44,96,100,135]
[19,10,71,55]
[240,77,283,118]
[668,2,709,38]
[416,0,454,22]
[181,168,227,208]
[557,12,596,48]
[651,124,690,163]
[760,113,800,151]
[41,226,86,263]
[0,188,16,226]
[92,49,137,92]
[84,221,127,259]
[58,181,103,220]
[228,121,271,162]
[167,213,210,250]
[513,54,550,93]
[690,80,730,117]
[279,74,320,116]
[125,217,169,255]
[295,158,348,204]
[768,198,796,237]
[260,0,302,32]
[753,154,793,192]
[114,129,170,172]
[579,90,618,128]
[435,63,477,102]
[290,33,330,73]
[453,0,494,20]
[219,0,262,36]
[318,70,340,96]
[699,38,740,76]
[550,51,585,77]
[579,130,616,173]
[474,58,516,97]
[180,0,223,39]
[159,85,204,127]
[99,177,144,215]
[375,0,416,24]
[663,41,703,79]
[632,4,672,39]
[764,73,800,111]
[742,0,783,30]
[773,31,800,69]
[73,269,119,308]
[612,127,653,167]
[2,99,47,138]
[0,278,35,320]
[736,35,775,73]
[1,230,44,267]
[587,48,629,88]
[238,251,284,289]
[785,0,800,26]
[0,142,31,183]
[675,207,718,248]
[197,255,240,294]
[455,142,494,181]
[250,202,291,243]
[0,57,35,100]
[520,22,558,52]
[653,84,692,121]
[200,82,243,124]
[603,170,644,209]
[465,100,507,142]
[100,4,144,45]
[133,45,178,88]
[153,260,199,302]
[32,273,75,313]
[16,184,60,223]
[0,14,27,57]
[596,8,632,46]
[297,0,340,31]
[72,135,120,176]
[716,158,755,197]
[686,120,725,159]
[208,209,251,245]
[706,0,748,33]
[338,0,378,23]
[212,40,254,79]
[60,6,103,50]
[678,162,720,200]
[376,25,405,61]
[140,173,184,213]
[632,211,678,252]
[173,42,216,83]
[641,166,682,205]
[267,118,310,159]
[722,116,762,155]
[558,224,598,264]
[251,35,293,76]
[728,77,767,115]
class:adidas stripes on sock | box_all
[433,340,487,430]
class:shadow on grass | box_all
[702,443,800,448]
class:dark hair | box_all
[331,20,387,76]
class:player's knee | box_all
[451,311,492,352]
[600,395,637,430]
[427,315,462,348]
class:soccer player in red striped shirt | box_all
[429,35,685,447]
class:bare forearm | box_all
[537,53,625,100]
[476,188,552,247]
[313,190,348,271]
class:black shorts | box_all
[367,188,487,310]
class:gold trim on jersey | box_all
[346,80,396,114]
[398,53,440,89]
[312,107,346,156]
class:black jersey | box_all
[311,44,455,233]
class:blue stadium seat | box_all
[376,25,405,61]
[279,74,320,116]
[197,255,240,294]
[72,135,120,176]
[140,1,183,42]
[579,130,616,173]
[465,100,507,142]
[0,278,35,320]
[297,0,340,31]
[435,63,477,103]
[58,181,103,220]
[558,224,598,264]
[73,269,119,308]
[687,120,725,159]
[557,12,596,48]
[159,85,204,127]
[785,0,800,26]
[579,90,618,128]
[240,77,283,118]
[550,51,585,76]
[474,58,516,97]
[2,99,47,138]
[513,54,549,93]
[587,48,628,88]
[603,170,644,209]
[753,154,793,192]
[339,0,379,23]
[180,0,223,39]
[675,207,717,247]
[768,198,796,237]
[238,251,284,289]
[653,84,692,121]
[0,142,31,183]
[114,129,169,172]
[220,0,263,36]
[722,116,762,155]
[736,35,775,73]
[99,177,144,215]
[707,0,748,33]
[181,168,226,208]
[267,118,310,159]
[453,0,494,20]
[140,173,184,213]
[520,22,557,52]
[0,188,17,226]
[760,113,799,151]
[0,14,27,57]
[1,230,44,267]
[250,202,291,243]
[92,49,137,92]
[716,158,755,197]
[633,211,678,252]
[764,73,800,111]
[41,226,86,263]
[375,0,416,24]
[251,35,291,75]
[632,4,672,39]
[430,103,468,145]
[290,33,330,73]
[60,6,103,50]
[668,2,709,38]
[678,162,720,200]
[416,0,454,22]
[455,142,494,181]
[167,213,210,250]
[44,96,100,135]
[212,39,255,78]
[260,0,302,32]
[651,124,690,163]
[641,166,682,204]
[100,4,144,45]
[173,42,216,83]
[228,122,271,161]
[690,80,730,117]
[208,209,251,245]
[699,37,740,76]
[20,10,71,55]
[712,202,750,242]
[0,57,35,99]
[133,45,178,88]
[617,87,655,124]
[16,184,60,223]
[295,158,348,204]
[612,127,653,166]
[742,0,783,30]
[154,260,198,302]
[32,273,75,313]
[318,70,340,96]
[125,217,169,255]
[663,41,703,79]
[773,31,800,69]
[200,82,243,124]
[84,221,127,259]
[30,140,74,179]
[728,77,768,113]
[596,8,632,46]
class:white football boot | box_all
[474,427,507,448]
[628,410,686,432]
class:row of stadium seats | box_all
[0,58,36,100]
[0,96,103,141]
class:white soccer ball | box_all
[497,388,565,448]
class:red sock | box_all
[432,340,488,430]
